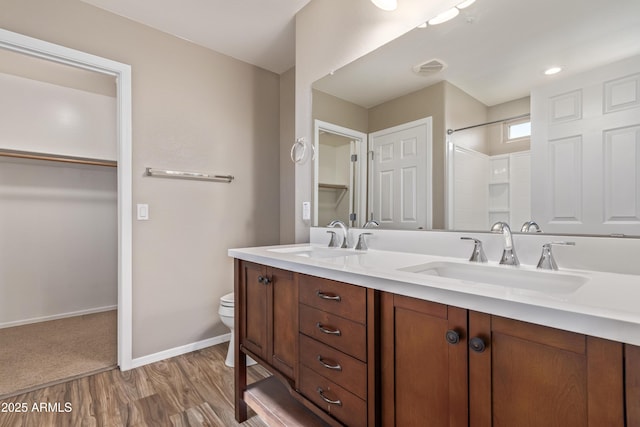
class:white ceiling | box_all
[81,0,311,74]
[313,0,640,108]
[79,0,640,105]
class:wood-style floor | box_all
[0,343,270,427]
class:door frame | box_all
[313,120,367,227]
[0,28,133,370]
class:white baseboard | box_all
[0,305,118,329]
[130,333,231,369]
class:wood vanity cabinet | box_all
[234,260,631,427]
[297,274,377,427]
[236,260,298,380]
[381,292,626,427]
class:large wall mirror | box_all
[311,0,640,236]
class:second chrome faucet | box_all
[491,221,519,266]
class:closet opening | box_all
[0,29,132,398]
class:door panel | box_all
[270,267,297,379]
[370,118,432,229]
[240,262,268,360]
[381,293,467,427]
[470,313,624,427]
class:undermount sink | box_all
[268,246,361,259]
[399,261,587,294]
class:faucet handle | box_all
[461,237,488,263]
[326,231,338,248]
[521,221,542,233]
[355,232,373,251]
[537,241,575,270]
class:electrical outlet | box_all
[302,201,311,220]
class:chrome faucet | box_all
[327,220,349,248]
[537,241,575,270]
[460,237,487,263]
[491,221,519,266]
[363,220,380,229]
[355,232,373,250]
[521,221,542,233]
[326,231,339,248]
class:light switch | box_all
[137,204,149,220]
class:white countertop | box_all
[229,243,640,346]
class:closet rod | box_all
[447,113,530,135]
[0,148,117,167]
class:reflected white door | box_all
[370,117,432,229]
[531,55,640,234]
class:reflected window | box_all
[503,119,531,143]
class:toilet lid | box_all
[220,292,234,306]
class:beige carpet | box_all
[0,310,117,399]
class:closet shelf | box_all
[318,183,348,208]
[318,183,348,191]
[0,148,117,167]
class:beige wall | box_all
[487,96,531,155]
[444,81,489,154]
[0,0,281,358]
[369,82,447,228]
[313,89,368,133]
[0,158,117,327]
[280,67,296,244]
[295,0,459,241]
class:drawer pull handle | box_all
[317,387,342,406]
[316,322,341,336]
[316,290,341,301]
[317,355,342,371]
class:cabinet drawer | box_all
[299,304,367,361]
[299,274,366,323]
[299,365,367,427]
[299,334,367,400]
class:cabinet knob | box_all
[257,275,271,285]
[445,329,461,345]
[469,337,486,353]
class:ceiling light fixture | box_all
[428,7,460,25]
[544,66,562,75]
[371,0,397,11]
[428,0,478,26]
[456,0,477,9]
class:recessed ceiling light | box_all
[428,7,460,25]
[544,67,562,75]
[416,22,428,29]
[457,0,476,9]
[371,0,397,11]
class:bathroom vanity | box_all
[229,232,640,427]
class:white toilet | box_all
[219,292,256,367]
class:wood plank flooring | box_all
[0,343,270,427]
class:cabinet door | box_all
[469,312,625,427]
[626,344,640,427]
[269,267,298,379]
[380,293,468,427]
[239,261,268,360]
